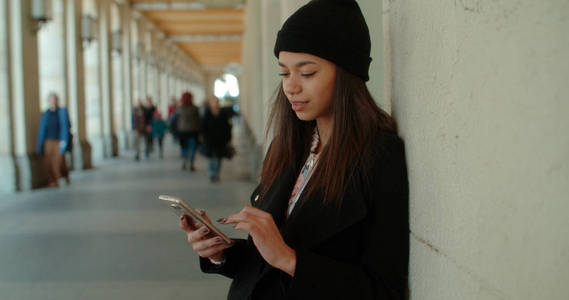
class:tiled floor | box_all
[0,130,256,299]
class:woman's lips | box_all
[291,101,308,111]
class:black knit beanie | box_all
[274,0,372,82]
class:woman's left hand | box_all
[219,206,296,276]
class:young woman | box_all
[180,0,409,299]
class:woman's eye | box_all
[301,72,316,77]
[279,73,290,77]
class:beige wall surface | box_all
[384,0,569,299]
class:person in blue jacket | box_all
[37,92,71,187]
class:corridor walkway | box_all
[0,127,256,299]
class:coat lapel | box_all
[253,165,369,250]
[252,167,297,229]
[282,177,369,250]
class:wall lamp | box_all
[134,42,143,61]
[31,0,52,32]
[81,15,97,46]
[112,30,122,54]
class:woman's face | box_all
[278,51,336,122]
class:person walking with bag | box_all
[179,0,409,299]
[176,92,201,171]
[37,93,71,187]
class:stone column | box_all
[151,32,162,108]
[38,0,67,109]
[160,67,168,116]
[168,68,175,102]
[169,71,176,102]
[145,30,158,107]
[121,4,133,148]
[163,69,170,113]
[261,0,281,142]
[110,3,126,153]
[176,74,183,97]
[66,0,91,170]
[98,0,117,157]
[0,0,16,192]
[130,21,140,105]
[7,0,43,190]
[112,45,125,152]
[83,0,104,164]
[137,19,147,100]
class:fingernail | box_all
[199,210,205,216]
[201,227,209,233]
[217,218,227,224]
[180,215,184,221]
[215,237,222,243]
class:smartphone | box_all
[159,194,233,245]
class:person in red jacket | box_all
[180,0,409,299]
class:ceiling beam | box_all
[170,34,241,42]
[133,2,207,10]
[132,2,245,10]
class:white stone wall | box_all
[384,0,569,299]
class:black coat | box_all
[200,107,233,158]
[201,130,409,299]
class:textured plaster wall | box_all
[384,0,569,299]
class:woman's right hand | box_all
[179,212,232,262]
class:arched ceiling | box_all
[130,0,244,70]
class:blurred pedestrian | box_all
[168,97,177,122]
[176,92,201,171]
[37,92,71,187]
[143,96,156,158]
[168,97,179,141]
[152,110,169,159]
[200,97,234,182]
[132,101,146,161]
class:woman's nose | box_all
[283,76,301,96]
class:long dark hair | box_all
[259,67,397,207]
